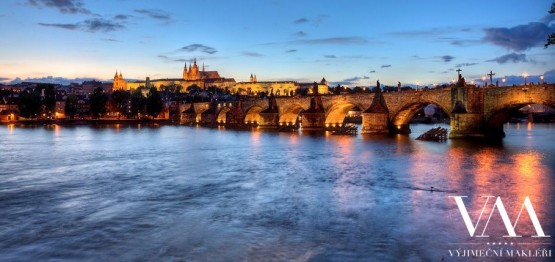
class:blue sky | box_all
[0,0,554,86]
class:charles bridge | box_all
[179,83,555,139]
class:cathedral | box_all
[182,59,224,81]
[112,58,329,96]
[112,70,127,91]
[113,58,236,91]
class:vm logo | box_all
[449,196,550,238]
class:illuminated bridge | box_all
[180,84,555,139]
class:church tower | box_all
[183,62,189,80]
[112,70,127,91]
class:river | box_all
[1,123,554,261]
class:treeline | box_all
[17,84,165,120]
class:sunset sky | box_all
[0,0,554,86]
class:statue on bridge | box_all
[374,80,381,92]
[455,69,467,87]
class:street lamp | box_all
[540,75,544,84]
[416,81,420,90]
[523,72,528,85]
[502,78,506,87]
[481,76,486,87]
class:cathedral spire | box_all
[114,70,118,78]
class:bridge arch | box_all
[244,105,264,124]
[216,106,232,124]
[279,103,306,125]
[195,107,209,123]
[486,102,555,134]
[390,101,451,133]
[325,102,365,127]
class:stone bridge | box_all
[180,84,555,138]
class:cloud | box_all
[441,55,454,63]
[0,77,11,82]
[83,18,124,32]
[242,51,263,57]
[455,62,479,67]
[27,0,90,14]
[6,76,101,85]
[450,39,482,47]
[293,15,328,26]
[260,36,372,46]
[38,22,79,30]
[285,49,297,53]
[324,55,336,59]
[330,75,370,86]
[381,64,391,68]
[295,37,368,45]
[389,26,473,37]
[486,53,529,64]
[483,22,555,51]
[38,18,125,32]
[369,70,376,73]
[294,18,308,24]
[102,38,121,42]
[134,9,171,22]
[294,31,307,37]
[180,44,217,54]
[114,14,130,20]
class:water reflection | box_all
[0,123,553,261]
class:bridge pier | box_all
[258,112,279,129]
[180,104,197,125]
[390,124,411,134]
[302,88,326,130]
[301,112,326,130]
[449,113,486,138]
[361,112,389,134]
[361,85,390,134]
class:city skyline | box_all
[1,0,554,86]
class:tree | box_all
[89,87,107,119]
[37,84,56,117]
[546,2,555,48]
[110,90,131,118]
[146,87,164,118]
[130,88,146,118]
[64,94,78,119]
[18,90,41,118]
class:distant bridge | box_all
[180,84,555,138]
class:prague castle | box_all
[113,58,329,95]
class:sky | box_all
[0,0,554,86]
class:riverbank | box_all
[0,119,174,126]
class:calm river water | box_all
[1,123,554,261]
